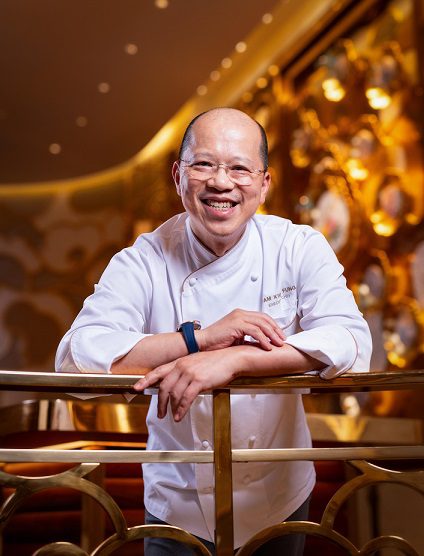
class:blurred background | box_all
[0,1,423,554]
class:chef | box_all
[56,107,372,556]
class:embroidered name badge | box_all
[263,285,296,308]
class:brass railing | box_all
[0,369,423,555]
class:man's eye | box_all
[231,165,250,173]
[192,161,213,168]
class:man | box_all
[56,108,372,555]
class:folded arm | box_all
[133,342,325,421]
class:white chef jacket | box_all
[56,213,372,548]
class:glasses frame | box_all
[178,159,267,184]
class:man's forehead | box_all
[188,111,262,149]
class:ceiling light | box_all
[197,85,207,96]
[221,57,232,69]
[98,82,111,94]
[268,65,279,76]
[210,70,220,82]
[256,77,268,89]
[49,143,61,155]
[76,116,88,127]
[235,42,247,53]
[262,13,273,24]
[155,0,169,8]
[125,43,138,55]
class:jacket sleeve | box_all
[55,245,154,374]
[283,228,372,379]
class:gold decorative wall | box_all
[0,174,134,372]
[236,0,424,407]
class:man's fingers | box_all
[243,321,285,350]
[173,382,202,422]
[168,375,192,418]
[133,370,161,391]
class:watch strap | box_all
[178,322,200,354]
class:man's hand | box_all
[196,309,285,352]
[133,347,248,422]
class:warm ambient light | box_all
[256,77,268,89]
[322,78,346,102]
[98,82,111,94]
[242,91,253,103]
[76,116,88,127]
[125,43,138,55]
[235,41,247,53]
[346,159,369,181]
[366,87,392,110]
[49,143,61,155]
[268,65,279,76]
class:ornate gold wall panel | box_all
[233,0,424,418]
[0,174,133,373]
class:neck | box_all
[191,228,246,257]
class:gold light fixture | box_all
[318,39,358,103]
[365,42,404,111]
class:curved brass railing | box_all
[0,369,423,556]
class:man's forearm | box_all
[235,342,326,378]
[111,332,189,374]
[110,309,286,374]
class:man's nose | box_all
[209,165,234,190]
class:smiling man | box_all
[56,108,372,556]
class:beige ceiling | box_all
[0,0,280,184]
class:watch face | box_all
[178,320,201,331]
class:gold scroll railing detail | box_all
[0,369,423,556]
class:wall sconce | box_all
[318,39,358,102]
[365,42,404,110]
[370,171,413,236]
[345,115,383,182]
[289,109,323,168]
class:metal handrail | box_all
[0,369,423,556]
[0,368,423,393]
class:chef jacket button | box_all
[250,274,258,282]
[201,440,210,449]
[243,475,251,485]
[189,277,197,287]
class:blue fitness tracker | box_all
[177,320,201,354]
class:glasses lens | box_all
[227,169,253,185]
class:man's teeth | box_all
[205,200,234,210]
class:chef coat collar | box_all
[185,216,252,271]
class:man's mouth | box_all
[202,199,238,211]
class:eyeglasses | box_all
[179,159,266,186]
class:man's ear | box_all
[172,161,182,196]
[260,170,271,205]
